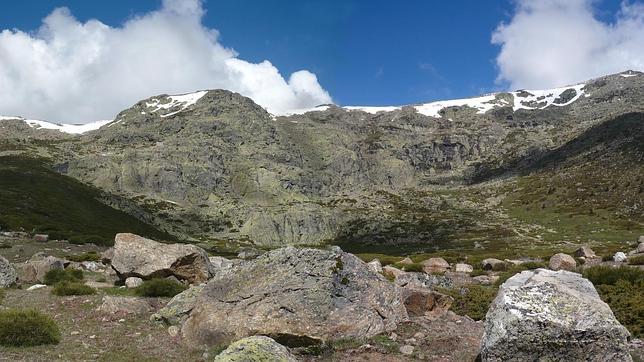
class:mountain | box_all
[1,70,642,258]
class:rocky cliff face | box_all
[3,71,643,249]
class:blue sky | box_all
[0,0,642,122]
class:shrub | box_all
[440,285,498,321]
[0,288,5,303]
[51,281,96,296]
[628,255,644,265]
[0,242,11,249]
[134,278,187,298]
[596,280,643,338]
[520,261,547,270]
[44,268,83,285]
[66,251,100,262]
[601,255,614,262]
[583,266,644,286]
[0,309,61,346]
[491,263,509,272]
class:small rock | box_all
[399,257,414,265]
[389,332,398,341]
[168,326,180,337]
[413,332,425,339]
[549,253,576,271]
[422,257,450,274]
[367,259,382,274]
[382,265,405,279]
[96,296,154,315]
[399,345,414,355]
[573,246,596,259]
[613,252,627,263]
[637,242,644,254]
[33,234,49,243]
[26,284,47,291]
[481,258,505,271]
[89,335,96,339]
[454,263,473,273]
[70,331,80,336]
[80,261,103,272]
[125,277,144,289]
[213,336,298,361]
[473,275,499,285]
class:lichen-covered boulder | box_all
[181,247,408,347]
[111,233,213,284]
[213,336,298,362]
[151,284,205,325]
[0,255,17,287]
[548,253,576,271]
[481,269,631,361]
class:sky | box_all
[0,0,643,123]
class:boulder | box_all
[573,246,596,258]
[382,265,405,279]
[0,255,17,287]
[208,256,234,275]
[473,275,498,286]
[613,252,627,263]
[454,263,473,273]
[181,247,408,347]
[80,261,103,272]
[637,242,644,254]
[481,258,505,271]
[101,247,114,264]
[97,296,155,315]
[16,254,65,283]
[394,271,452,290]
[125,277,144,288]
[548,253,576,271]
[481,269,631,361]
[399,257,414,265]
[213,336,297,362]
[367,259,382,274]
[111,233,213,284]
[151,284,205,325]
[422,257,450,274]
[401,288,453,317]
[33,234,49,242]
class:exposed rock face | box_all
[16,254,65,283]
[548,253,576,271]
[367,259,382,274]
[110,233,212,284]
[401,288,453,317]
[481,269,631,361]
[213,336,298,362]
[181,247,408,347]
[151,284,205,325]
[0,255,17,287]
[394,272,453,290]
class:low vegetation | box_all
[392,262,424,272]
[439,285,498,321]
[583,266,644,338]
[51,281,96,296]
[134,278,187,298]
[628,254,644,265]
[44,268,84,285]
[66,251,101,262]
[0,309,61,347]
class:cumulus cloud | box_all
[492,0,644,89]
[0,0,332,122]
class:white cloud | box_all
[492,0,644,89]
[0,0,332,123]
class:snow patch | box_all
[620,73,638,78]
[23,119,112,134]
[145,90,208,117]
[281,105,331,116]
[511,84,586,111]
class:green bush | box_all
[134,279,187,298]
[440,285,498,321]
[66,251,100,262]
[583,266,644,285]
[51,281,96,296]
[628,255,644,265]
[520,261,547,270]
[44,268,84,285]
[392,262,424,272]
[596,280,643,338]
[0,309,61,346]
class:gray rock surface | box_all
[481,268,631,361]
[614,252,628,263]
[394,271,453,290]
[97,296,155,315]
[151,284,205,325]
[422,257,450,274]
[111,233,212,284]
[481,258,505,271]
[16,253,65,283]
[213,336,298,362]
[573,246,596,258]
[0,255,17,287]
[548,253,576,271]
[125,277,143,288]
[181,247,408,347]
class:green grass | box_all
[44,268,84,285]
[582,266,644,286]
[0,309,61,347]
[628,254,644,265]
[134,279,187,298]
[0,288,5,303]
[439,285,498,321]
[51,281,96,296]
[392,262,424,272]
[0,156,174,246]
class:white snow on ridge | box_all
[282,105,332,116]
[146,90,208,118]
[511,84,586,111]
[621,73,638,78]
[24,119,113,134]
[345,94,507,117]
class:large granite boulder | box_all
[151,284,205,325]
[181,246,408,347]
[0,255,17,287]
[110,233,213,284]
[481,269,631,361]
[213,336,298,362]
[15,253,65,283]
